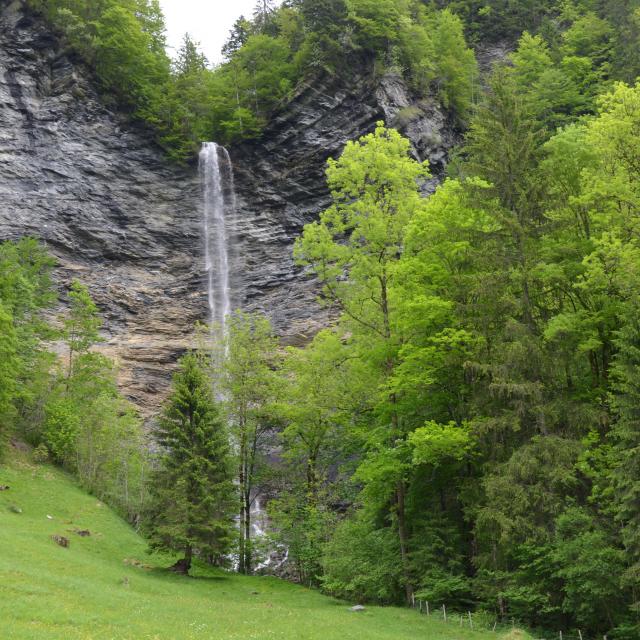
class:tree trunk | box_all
[396,478,413,604]
[307,444,320,502]
[380,271,414,604]
[170,545,192,575]
[244,485,252,574]
[239,455,246,574]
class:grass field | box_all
[0,453,504,640]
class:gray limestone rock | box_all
[0,1,459,418]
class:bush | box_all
[321,515,403,604]
[33,443,50,464]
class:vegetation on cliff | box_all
[26,0,477,160]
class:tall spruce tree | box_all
[147,353,235,574]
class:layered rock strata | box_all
[0,0,458,416]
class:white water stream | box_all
[199,142,233,332]
[199,143,284,571]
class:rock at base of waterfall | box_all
[350,605,366,612]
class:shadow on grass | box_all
[146,566,232,584]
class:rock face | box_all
[230,64,458,343]
[0,0,459,417]
[0,0,202,416]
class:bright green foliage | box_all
[288,74,640,633]
[509,33,584,129]
[552,509,629,633]
[147,353,235,574]
[52,353,146,520]
[0,240,146,520]
[611,298,640,625]
[43,281,146,520]
[409,421,473,467]
[42,396,81,465]
[0,455,506,640]
[216,311,279,575]
[296,124,480,604]
[28,0,479,156]
[0,239,56,456]
[346,0,404,49]
[0,303,18,452]
[27,0,640,158]
[270,330,365,585]
[560,12,613,96]
[431,10,478,123]
[27,0,170,111]
[64,280,102,377]
[322,515,403,602]
[295,123,428,331]
[269,487,337,587]
[92,4,169,111]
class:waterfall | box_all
[199,142,283,574]
[199,142,233,332]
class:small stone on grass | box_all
[51,534,69,548]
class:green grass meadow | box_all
[0,455,503,640]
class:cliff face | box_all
[0,0,202,416]
[0,0,459,416]
[230,67,457,343]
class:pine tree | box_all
[252,0,276,33]
[174,33,208,76]
[147,353,235,575]
[221,16,251,60]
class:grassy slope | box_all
[0,455,498,640]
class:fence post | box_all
[492,622,497,632]
[411,593,415,609]
[578,631,583,640]
[468,611,473,629]
[419,600,422,614]
[442,604,447,622]
[426,601,430,616]
[560,631,563,640]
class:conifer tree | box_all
[222,16,251,59]
[147,353,235,575]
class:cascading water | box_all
[199,142,232,332]
[199,142,282,572]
